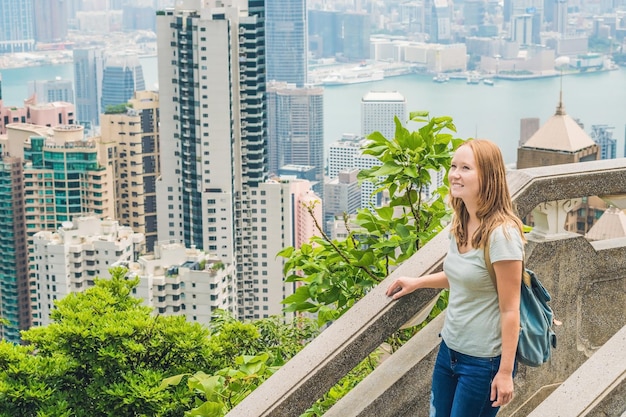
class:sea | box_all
[1,56,625,165]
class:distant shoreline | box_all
[0,53,158,71]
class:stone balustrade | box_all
[227,158,626,417]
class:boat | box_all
[483,78,494,86]
[432,73,450,83]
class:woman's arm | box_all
[490,259,522,407]
[385,271,449,300]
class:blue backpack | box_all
[484,247,557,367]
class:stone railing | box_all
[227,158,626,417]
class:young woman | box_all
[385,139,525,417]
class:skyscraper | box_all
[267,82,324,195]
[156,0,265,319]
[0,156,28,343]
[1,123,116,336]
[156,0,267,254]
[342,12,370,61]
[431,0,452,43]
[308,10,342,59]
[265,0,307,86]
[0,0,35,53]
[99,91,160,252]
[156,1,317,321]
[101,53,146,112]
[73,48,104,128]
[33,0,68,43]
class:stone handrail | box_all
[227,158,626,417]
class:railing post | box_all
[529,198,581,237]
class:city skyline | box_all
[0,0,625,341]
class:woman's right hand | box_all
[385,271,449,299]
[386,277,420,299]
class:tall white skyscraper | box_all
[361,91,407,140]
[156,1,317,321]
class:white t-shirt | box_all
[440,224,524,358]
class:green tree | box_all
[0,267,211,416]
[279,112,462,326]
[0,268,319,417]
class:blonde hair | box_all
[449,139,525,248]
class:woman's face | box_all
[448,145,480,204]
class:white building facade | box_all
[131,241,237,325]
[360,90,407,140]
[31,216,144,326]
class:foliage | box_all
[301,351,382,417]
[104,103,132,114]
[279,112,463,327]
[0,267,212,416]
[0,267,319,417]
[588,36,616,53]
[160,353,278,416]
[160,312,319,416]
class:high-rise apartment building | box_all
[0,0,35,53]
[361,91,407,140]
[156,0,267,319]
[73,48,104,128]
[0,156,28,343]
[266,0,307,86]
[99,91,160,252]
[0,123,115,341]
[20,125,116,229]
[328,134,367,179]
[156,0,267,254]
[243,179,321,318]
[28,78,74,104]
[101,53,146,111]
[327,133,380,210]
[267,82,324,196]
[156,1,321,321]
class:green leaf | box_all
[276,246,294,258]
[375,206,394,221]
[371,161,402,176]
[158,373,189,389]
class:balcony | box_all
[228,159,626,417]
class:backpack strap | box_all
[484,233,530,289]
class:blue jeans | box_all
[430,340,507,417]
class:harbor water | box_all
[1,57,625,165]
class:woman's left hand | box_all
[490,370,514,407]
